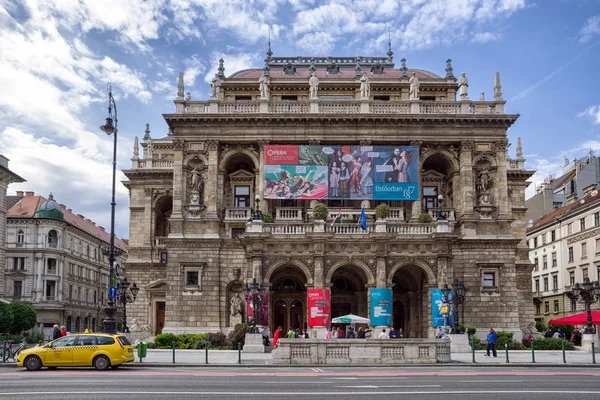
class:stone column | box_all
[171,140,185,220]
[459,141,475,217]
[257,141,268,213]
[313,257,324,289]
[376,257,386,288]
[205,140,219,219]
[35,256,44,301]
[494,140,510,217]
[58,258,64,302]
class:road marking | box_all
[311,367,324,372]
[335,385,440,389]
[459,380,525,383]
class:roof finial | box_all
[516,137,523,158]
[445,59,454,79]
[133,136,139,157]
[494,72,502,99]
[144,123,151,140]
[266,27,273,61]
[177,72,184,100]
[354,58,362,77]
[217,58,225,79]
[400,58,408,78]
[309,58,316,73]
[387,27,393,61]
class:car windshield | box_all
[51,336,77,347]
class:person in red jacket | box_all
[272,326,283,348]
[60,326,67,336]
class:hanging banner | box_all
[246,289,269,326]
[370,288,392,327]
[307,289,330,327]
[431,289,454,327]
[264,145,420,201]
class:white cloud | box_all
[577,105,600,125]
[203,52,258,84]
[580,15,600,43]
[1,127,130,238]
[472,31,503,43]
[184,55,207,88]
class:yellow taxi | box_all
[16,333,134,371]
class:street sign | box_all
[109,285,117,299]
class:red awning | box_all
[549,311,600,325]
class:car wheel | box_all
[24,356,42,371]
[93,355,110,371]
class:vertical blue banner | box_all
[431,289,454,327]
[370,288,392,327]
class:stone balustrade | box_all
[275,207,304,220]
[264,223,313,234]
[176,99,505,115]
[272,339,451,365]
[224,207,252,221]
[326,223,372,234]
[427,208,456,221]
[135,158,174,169]
[386,223,433,235]
[252,221,442,236]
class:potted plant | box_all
[312,202,329,221]
[262,212,274,223]
[374,204,390,220]
[417,213,433,223]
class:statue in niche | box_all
[309,72,319,99]
[230,294,242,317]
[477,165,492,205]
[409,72,419,99]
[189,167,203,192]
[359,72,370,99]
[259,74,270,99]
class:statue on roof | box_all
[359,72,370,99]
[309,72,319,99]
[259,74,270,99]
[409,72,419,100]
[480,92,485,101]
[211,76,221,98]
[185,92,191,102]
[458,72,469,100]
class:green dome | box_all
[35,193,64,220]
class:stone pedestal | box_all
[410,100,420,114]
[310,326,327,339]
[447,333,470,353]
[243,333,265,353]
[310,99,319,113]
[375,219,387,233]
[581,334,600,353]
[246,220,263,233]
[434,220,452,233]
[313,220,325,233]
[259,98,269,113]
[359,98,369,113]
[208,99,219,113]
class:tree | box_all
[9,302,36,334]
[0,302,13,334]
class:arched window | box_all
[47,230,58,248]
[66,316,72,332]
[16,230,24,245]
[75,317,80,332]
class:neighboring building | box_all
[0,155,25,301]
[123,50,534,339]
[526,150,600,224]
[5,192,127,336]
[528,184,600,326]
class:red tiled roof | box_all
[528,189,600,232]
[550,170,576,191]
[8,194,128,251]
[230,68,439,80]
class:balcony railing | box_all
[224,207,252,221]
[276,208,303,221]
[270,101,310,113]
[427,208,455,221]
[326,223,372,234]
[264,223,313,235]
[387,223,433,235]
[253,221,439,236]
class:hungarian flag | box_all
[331,205,342,226]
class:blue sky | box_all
[1,0,599,239]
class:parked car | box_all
[16,333,134,371]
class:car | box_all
[16,333,134,371]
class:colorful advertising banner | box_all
[264,145,419,201]
[307,288,331,327]
[246,290,269,326]
[370,288,392,327]
[431,289,454,327]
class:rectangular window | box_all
[533,258,539,271]
[13,281,22,298]
[568,247,574,262]
[482,272,496,288]
[422,186,438,210]
[536,304,541,315]
[596,238,600,254]
[533,237,538,248]
[16,230,24,245]
[542,234,546,245]
[567,223,573,235]
[93,290,97,304]
[581,218,586,231]
[551,230,556,242]
[553,275,558,290]
[186,271,199,286]
[544,301,550,313]
[234,185,250,207]
[554,300,559,313]
[570,271,575,286]
[535,279,540,292]
[45,281,56,299]
[69,285,73,300]
[582,242,587,258]
[543,277,549,291]
[543,255,548,269]
[571,298,577,312]
[235,95,252,101]
[595,212,600,227]
[46,259,57,275]
[552,252,557,267]
[583,268,589,280]
[13,257,25,270]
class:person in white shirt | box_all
[378,329,389,339]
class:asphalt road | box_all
[1,366,600,399]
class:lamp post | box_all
[242,278,265,334]
[437,194,446,220]
[117,277,140,333]
[99,83,119,334]
[251,195,263,221]
[441,279,468,334]
[571,278,600,334]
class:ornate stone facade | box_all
[123,54,534,339]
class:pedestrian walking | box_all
[52,324,61,340]
[272,326,282,348]
[485,327,497,357]
[60,326,67,337]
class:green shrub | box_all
[532,338,575,350]
[9,302,37,334]
[496,331,526,350]
[469,336,485,350]
[374,204,390,220]
[312,203,329,221]
[154,333,177,348]
[417,213,433,223]
[262,212,274,223]
[535,321,547,333]
[0,303,14,334]
[466,327,477,337]
[227,323,250,349]
[23,331,44,344]
[206,332,228,348]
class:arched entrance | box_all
[391,264,431,338]
[269,266,307,331]
[329,265,369,321]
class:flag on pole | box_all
[360,207,367,231]
[331,205,342,226]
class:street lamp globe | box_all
[100,117,115,135]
